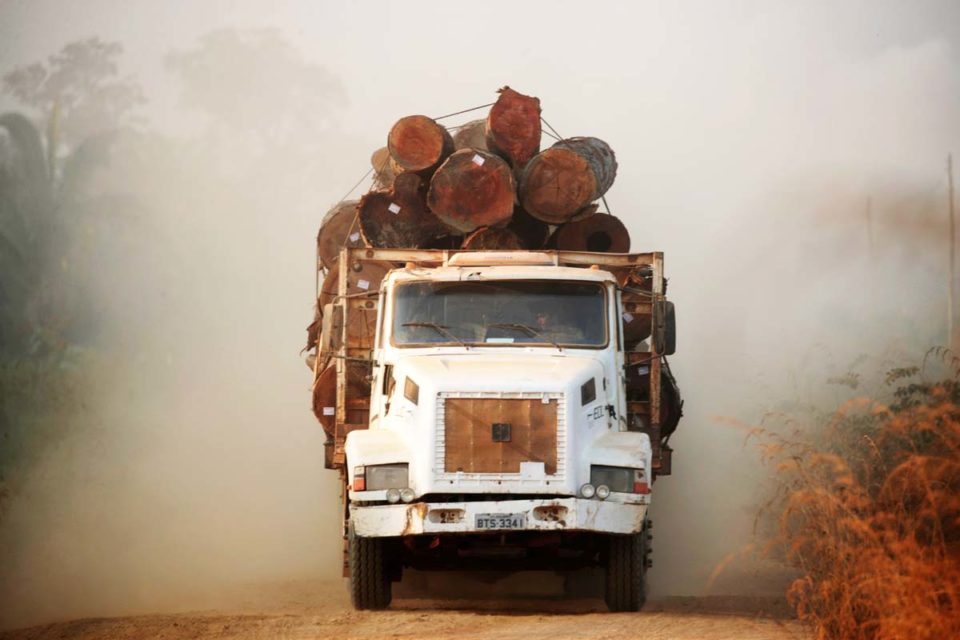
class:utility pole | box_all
[949,154,957,350]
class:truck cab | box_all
[313,249,679,612]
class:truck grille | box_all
[436,392,565,480]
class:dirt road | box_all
[0,576,807,640]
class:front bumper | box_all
[350,497,647,537]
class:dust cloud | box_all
[1,0,959,629]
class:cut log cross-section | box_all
[452,119,488,151]
[319,260,394,311]
[461,226,524,250]
[486,86,541,171]
[520,136,618,224]
[427,149,516,233]
[387,115,454,174]
[360,172,450,248]
[317,200,365,271]
[370,147,397,189]
[552,212,631,253]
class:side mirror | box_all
[654,300,676,356]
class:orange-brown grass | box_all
[744,374,960,639]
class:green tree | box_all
[2,38,144,151]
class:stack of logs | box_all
[316,86,630,274]
[310,87,648,435]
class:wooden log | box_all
[316,200,365,271]
[507,207,550,249]
[427,149,516,233]
[312,364,337,434]
[622,271,653,347]
[387,115,454,174]
[569,203,599,222]
[452,119,488,151]
[305,304,322,354]
[312,361,371,435]
[360,172,450,248]
[552,212,631,253]
[319,260,394,310]
[422,234,465,250]
[370,147,396,189]
[461,226,524,250]
[519,137,617,223]
[486,86,541,171]
[318,260,392,353]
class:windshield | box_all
[392,280,608,348]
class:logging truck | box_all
[309,247,682,612]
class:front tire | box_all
[348,522,392,610]
[604,524,649,612]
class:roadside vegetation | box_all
[745,350,960,639]
[0,39,143,518]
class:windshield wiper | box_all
[401,322,468,348]
[486,323,562,351]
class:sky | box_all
[2,0,960,623]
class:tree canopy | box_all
[2,37,145,146]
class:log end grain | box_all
[520,147,597,223]
[312,364,337,434]
[452,119,488,151]
[427,149,516,233]
[486,86,541,170]
[316,200,364,271]
[370,147,396,189]
[554,136,617,197]
[387,115,454,173]
[553,212,631,253]
[359,173,449,248]
[461,226,525,250]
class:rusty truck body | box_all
[310,247,681,611]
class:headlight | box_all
[580,483,596,498]
[399,488,415,503]
[596,484,611,500]
[385,488,401,504]
[365,463,409,491]
[590,465,645,493]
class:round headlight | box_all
[386,488,401,504]
[596,484,611,500]
[580,483,596,499]
[399,488,415,503]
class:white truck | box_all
[310,247,681,611]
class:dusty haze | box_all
[1,0,959,629]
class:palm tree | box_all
[0,112,54,357]
[0,111,125,358]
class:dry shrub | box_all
[751,362,960,639]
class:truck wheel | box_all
[604,526,648,612]
[348,522,392,610]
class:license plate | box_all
[475,513,527,530]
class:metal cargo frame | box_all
[313,248,671,477]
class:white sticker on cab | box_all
[388,203,401,214]
[472,154,485,166]
[357,279,370,290]
[623,312,634,323]
[323,406,335,416]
